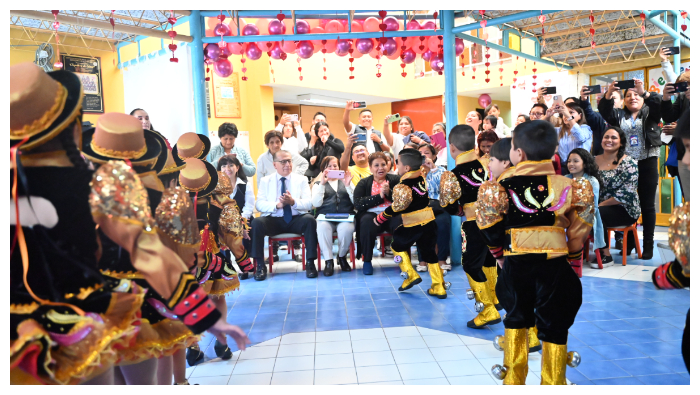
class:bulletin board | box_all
[211,72,241,118]
[62,54,104,113]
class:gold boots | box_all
[466,274,502,328]
[491,328,529,385]
[394,249,422,291]
[427,263,447,299]
[540,342,581,385]
[483,266,502,310]
[528,326,542,352]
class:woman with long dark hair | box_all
[476,130,500,158]
[300,121,345,179]
[130,108,154,130]
[545,103,592,174]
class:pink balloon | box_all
[245,42,262,60]
[428,36,441,53]
[430,53,444,72]
[296,40,314,59]
[421,20,436,30]
[384,17,400,31]
[268,19,286,35]
[319,19,329,28]
[422,49,433,62]
[323,39,337,52]
[281,40,297,53]
[382,38,398,56]
[340,19,348,27]
[355,38,374,54]
[412,38,428,54]
[399,36,415,49]
[351,20,363,32]
[455,38,465,56]
[219,44,232,59]
[387,49,401,60]
[364,17,381,32]
[257,41,272,52]
[310,27,325,45]
[241,23,259,36]
[269,42,284,59]
[227,42,244,55]
[406,20,421,30]
[401,49,417,64]
[214,23,231,36]
[336,39,351,54]
[352,49,364,59]
[296,20,310,34]
[205,43,221,61]
[214,58,233,78]
[325,20,342,33]
[479,94,492,108]
[255,19,270,35]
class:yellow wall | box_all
[10,29,124,126]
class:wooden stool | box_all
[607,223,641,266]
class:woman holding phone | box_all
[311,156,356,276]
[300,121,345,179]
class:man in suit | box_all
[251,150,318,280]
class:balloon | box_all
[214,58,233,78]
[382,38,398,56]
[296,40,314,59]
[427,36,441,53]
[313,42,323,53]
[205,43,221,61]
[412,38,428,54]
[323,39,337,52]
[227,42,244,55]
[385,16,400,31]
[255,19,270,35]
[257,41,271,52]
[478,94,492,108]
[335,39,350,56]
[421,20,436,30]
[310,27,325,45]
[340,19,348,27]
[268,19,286,35]
[319,19,329,28]
[387,49,401,60]
[364,17,381,32]
[406,20,421,30]
[422,49,433,62]
[242,23,259,36]
[352,49,364,59]
[401,48,417,64]
[219,44,232,59]
[281,40,297,53]
[399,36,415,49]
[355,38,374,54]
[455,38,465,56]
[206,17,221,31]
[269,42,284,59]
[296,19,310,34]
[228,18,245,36]
[245,42,262,60]
[214,23,231,36]
[430,53,444,72]
[325,20,342,33]
[351,20,363,32]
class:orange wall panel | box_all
[391,96,442,135]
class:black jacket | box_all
[300,134,345,178]
[598,92,663,150]
[660,92,690,124]
[579,98,608,156]
[353,173,401,215]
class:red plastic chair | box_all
[607,223,641,266]
[378,232,392,258]
[316,233,356,269]
[583,234,603,272]
[268,234,314,273]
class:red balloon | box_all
[421,20,436,30]
[384,17,400,31]
[428,36,441,53]
[406,20,421,30]
[325,20,342,33]
[214,23,231,36]
[352,49,364,59]
[400,36,416,49]
[382,38,398,56]
[412,38,428,54]
[430,53,444,72]
[227,42,244,55]
[241,23,259,36]
[323,39,337,52]
[214,58,233,78]
[296,19,311,34]
[479,94,492,108]
[205,43,221,61]
[351,20,363,32]
[281,40,297,53]
[228,18,245,36]
[269,42,284,59]
[257,41,271,52]
[310,26,325,45]
[386,49,401,60]
[255,18,270,35]
[364,17,381,32]
[355,38,374,54]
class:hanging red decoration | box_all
[513,55,519,83]
[640,12,646,44]
[110,10,116,65]
[436,35,444,75]
[51,10,63,68]
[240,55,248,81]
[472,66,476,80]
[484,43,491,83]
[471,43,477,79]
[531,63,538,93]
[168,10,178,63]
[589,11,596,48]
[538,10,546,49]
[266,42,276,83]
[681,11,688,32]
[400,37,408,78]
[322,40,328,81]
[433,11,438,31]
[297,55,303,81]
[460,54,465,76]
[348,40,355,80]
[499,52,503,86]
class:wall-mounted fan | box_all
[35,43,55,72]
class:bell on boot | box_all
[475,301,485,313]
[494,335,505,351]
[567,351,581,367]
[491,364,507,380]
[466,289,475,300]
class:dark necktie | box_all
[280,177,292,223]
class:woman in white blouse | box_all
[311,156,355,276]
[275,114,308,154]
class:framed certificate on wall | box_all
[211,72,241,118]
[61,55,104,113]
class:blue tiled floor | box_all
[210,257,688,385]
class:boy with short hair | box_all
[439,125,501,328]
[375,149,445,298]
[475,120,594,385]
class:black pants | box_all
[391,221,438,263]
[250,214,318,261]
[683,310,690,372]
[417,201,451,262]
[637,156,658,245]
[357,211,392,262]
[599,205,638,249]
[462,220,495,282]
[667,165,685,199]
[497,254,582,345]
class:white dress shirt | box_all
[255,172,313,217]
[311,179,356,207]
[230,177,255,219]
[256,150,309,187]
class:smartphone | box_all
[543,86,557,95]
[289,114,299,122]
[616,80,636,90]
[430,132,446,150]
[664,46,681,55]
[353,101,367,109]
[387,113,401,123]
[355,132,367,142]
[327,170,345,179]
[551,95,564,108]
[671,81,689,93]
[585,85,602,94]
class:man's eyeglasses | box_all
[274,159,292,165]
[530,112,544,117]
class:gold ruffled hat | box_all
[172,132,211,166]
[178,158,218,197]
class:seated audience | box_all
[343,101,390,155]
[477,130,499,158]
[565,148,606,267]
[382,114,426,157]
[514,114,529,126]
[257,130,309,187]
[417,143,451,270]
[300,121,345,179]
[340,136,372,186]
[485,103,511,137]
[354,152,401,274]
[594,127,641,264]
[384,151,397,175]
[432,122,449,167]
[311,156,355,276]
[207,123,256,176]
[251,150,319,280]
[545,103,592,173]
[465,110,483,133]
[275,114,308,153]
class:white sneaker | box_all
[589,256,614,269]
[440,263,452,271]
[417,264,428,272]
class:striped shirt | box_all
[557,123,593,163]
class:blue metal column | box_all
[189,10,208,136]
[672,11,681,76]
[442,11,461,265]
